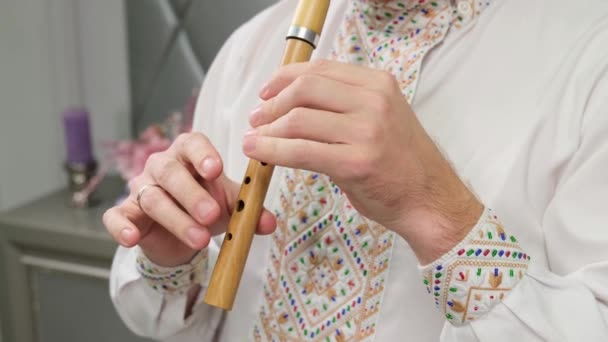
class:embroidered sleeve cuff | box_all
[419,207,531,326]
[136,248,208,295]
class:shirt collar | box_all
[353,0,493,28]
[360,0,451,13]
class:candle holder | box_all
[65,160,98,208]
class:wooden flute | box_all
[203,0,331,310]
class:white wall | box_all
[0,0,130,211]
[78,0,131,160]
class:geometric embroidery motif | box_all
[254,169,394,341]
[331,0,463,103]
[420,208,531,326]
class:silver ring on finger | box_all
[136,184,163,211]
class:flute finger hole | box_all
[261,162,268,166]
[226,233,233,240]
[237,200,245,212]
[244,176,251,184]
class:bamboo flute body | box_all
[204,0,331,310]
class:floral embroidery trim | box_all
[420,208,531,326]
[136,248,208,295]
[332,0,455,104]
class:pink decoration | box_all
[106,89,198,181]
[105,125,172,180]
[104,89,198,181]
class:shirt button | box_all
[457,1,472,15]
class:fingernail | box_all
[259,82,270,98]
[198,201,214,221]
[249,105,263,126]
[120,228,135,243]
[186,227,206,247]
[201,157,216,176]
[242,135,257,153]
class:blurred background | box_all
[0,0,274,341]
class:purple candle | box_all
[63,107,94,164]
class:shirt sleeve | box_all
[109,27,238,340]
[420,208,531,326]
[110,245,224,341]
[434,49,608,341]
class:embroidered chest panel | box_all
[253,1,492,341]
[254,169,394,341]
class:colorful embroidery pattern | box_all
[254,170,394,341]
[420,208,531,326]
[331,0,454,103]
[136,249,208,295]
[254,1,494,340]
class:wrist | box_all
[398,129,484,264]
[140,246,200,268]
[136,247,208,295]
[400,197,483,265]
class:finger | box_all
[172,132,223,181]
[145,153,221,226]
[249,74,365,128]
[102,207,141,247]
[242,135,347,176]
[254,107,355,144]
[257,209,277,235]
[136,185,211,250]
[259,60,384,100]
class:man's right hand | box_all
[103,132,277,267]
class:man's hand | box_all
[243,60,482,264]
[103,132,277,267]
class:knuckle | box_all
[333,165,350,181]
[273,67,288,84]
[155,157,180,185]
[127,177,140,193]
[182,131,208,149]
[291,141,313,167]
[309,59,330,74]
[366,149,382,169]
[362,122,383,144]
[267,97,279,119]
[145,152,163,170]
[303,73,321,85]
[283,108,305,136]
[101,208,114,227]
[369,92,391,116]
[293,74,314,93]
[378,70,397,87]
[173,133,190,148]
[346,154,373,181]
[307,72,326,88]
[138,187,162,214]
[291,75,318,103]
[176,132,192,152]
[102,207,124,238]
[182,132,212,161]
